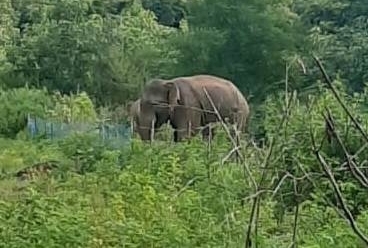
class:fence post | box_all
[27,113,32,138]
[130,118,134,136]
[235,125,240,165]
[207,123,212,180]
[150,119,155,143]
[34,116,38,137]
[50,122,54,140]
[101,122,105,144]
[188,120,192,137]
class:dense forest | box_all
[1,0,368,247]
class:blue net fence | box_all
[26,115,132,148]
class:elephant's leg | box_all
[225,113,243,140]
[173,129,180,142]
[171,107,201,142]
[173,120,198,142]
[201,123,216,141]
[172,124,186,142]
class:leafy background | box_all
[1,0,368,247]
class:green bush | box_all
[262,82,368,220]
[1,79,368,247]
[0,87,51,138]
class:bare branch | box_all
[313,55,368,144]
[174,177,200,198]
[323,109,368,188]
[202,86,258,189]
[221,146,242,165]
[289,178,300,248]
[245,197,258,248]
[310,125,368,245]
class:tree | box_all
[168,0,308,104]
[3,0,179,106]
[0,0,18,88]
[142,0,186,28]
[295,0,368,93]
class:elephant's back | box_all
[175,74,248,115]
[188,74,250,119]
[173,75,237,95]
[177,74,247,104]
[171,74,249,131]
[175,74,235,88]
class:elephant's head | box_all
[136,79,181,140]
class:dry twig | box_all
[288,178,300,248]
[313,55,368,144]
[310,126,368,245]
[202,87,257,189]
[323,109,368,188]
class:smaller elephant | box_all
[128,98,171,140]
[127,98,141,134]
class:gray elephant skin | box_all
[135,74,250,142]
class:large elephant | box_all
[136,74,250,142]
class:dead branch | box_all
[241,189,274,202]
[174,176,200,198]
[245,197,258,248]
[239,171,323,203]
[295,152,347,220]
[323,109,368,188]
[221,146,242,165]
[289,178,300,248]
[310,126,368,245]
[335,166,368,172]
[152,101,218,114]
[340,142,368,167]
[202,87,258,189]
[254,197,261,248]
[206,123,212,180]
[246,83,297,248]
[313,55,368,144]
[244,138,275,248]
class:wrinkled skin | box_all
[137,75,250,142]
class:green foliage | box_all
[93,2,179,104]
[294,0,368,93]
[2,0,368,247]
[0,87,101,138]
[47,91,97,123]
[1,113,368,246]
[1,0,368,107]
[3,0,178,105]
[262,81,368,224]
[142,0,185,28]
[0,87,51,138]
[167,0,308,103]
[2,0,367,107]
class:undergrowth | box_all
[1,83,368,247]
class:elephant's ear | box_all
[165,82,181,107]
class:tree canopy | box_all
[0,0,365,106]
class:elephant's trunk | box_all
[137,128,151,141]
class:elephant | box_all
[128,98,171,140]
[136,74,250,142]
[127,98,141,134]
